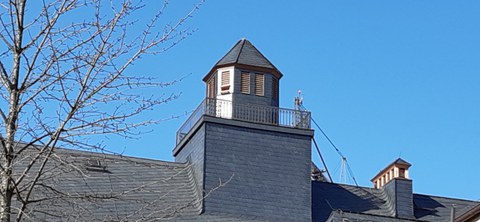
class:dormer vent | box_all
[85,159,110,173]
[371,158,411,189]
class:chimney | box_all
[372,158,414,219]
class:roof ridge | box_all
[211,39,243,68]
[234,39,246,64]
[244,39,280,72]
[313,181,378,191]
[54,147,188,166]
[313,181,480,203]
[413,192,480,202]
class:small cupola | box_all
[203,38,282,108]
[371,158,411,189]
[372,158,414,219]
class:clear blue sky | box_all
[109,1,480,201]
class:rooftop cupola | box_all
[203,38,282,108]
[372,158,414,219]
[371,158,411,189]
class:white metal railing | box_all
[176,98,311,144]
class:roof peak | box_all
[393,158,411,166]
[203,38,282,81]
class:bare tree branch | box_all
[0,0,206,221]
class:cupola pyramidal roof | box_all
[203,38,282,81]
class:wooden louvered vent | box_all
[254,73,264,96]
[207,75,217,98]
[221,71,230,94]
[241,72,250,94]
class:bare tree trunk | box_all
[0,102,13,221]
[0,153,12,222]
[1,112,16,221]
[1,0,24,218]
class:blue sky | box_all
[108,1,480,200]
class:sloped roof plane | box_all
[312,181,479,222]
[15,148,203,221]
[215,38,276,69]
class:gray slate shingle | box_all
[214,39,277,70]
[312,181,479,222]
[14,148,202,221]
[13,147,270,221]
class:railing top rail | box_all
[206,97,311,114]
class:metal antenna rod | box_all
[339,157,347,184]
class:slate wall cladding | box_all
[203,121,312,221]
[175,125,206,196]
[384,179,414,219]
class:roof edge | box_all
[203,63,283,82]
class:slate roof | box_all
[168,213,270,221]
[13,147,272,221]
[203,38,282,81]
[11,147,478,221]
[312,181,479,222]
[413,193,478,221]
[312,181,393,221]
[326,211,420,222]
[215,38,277,70]
[14,148,203,221]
